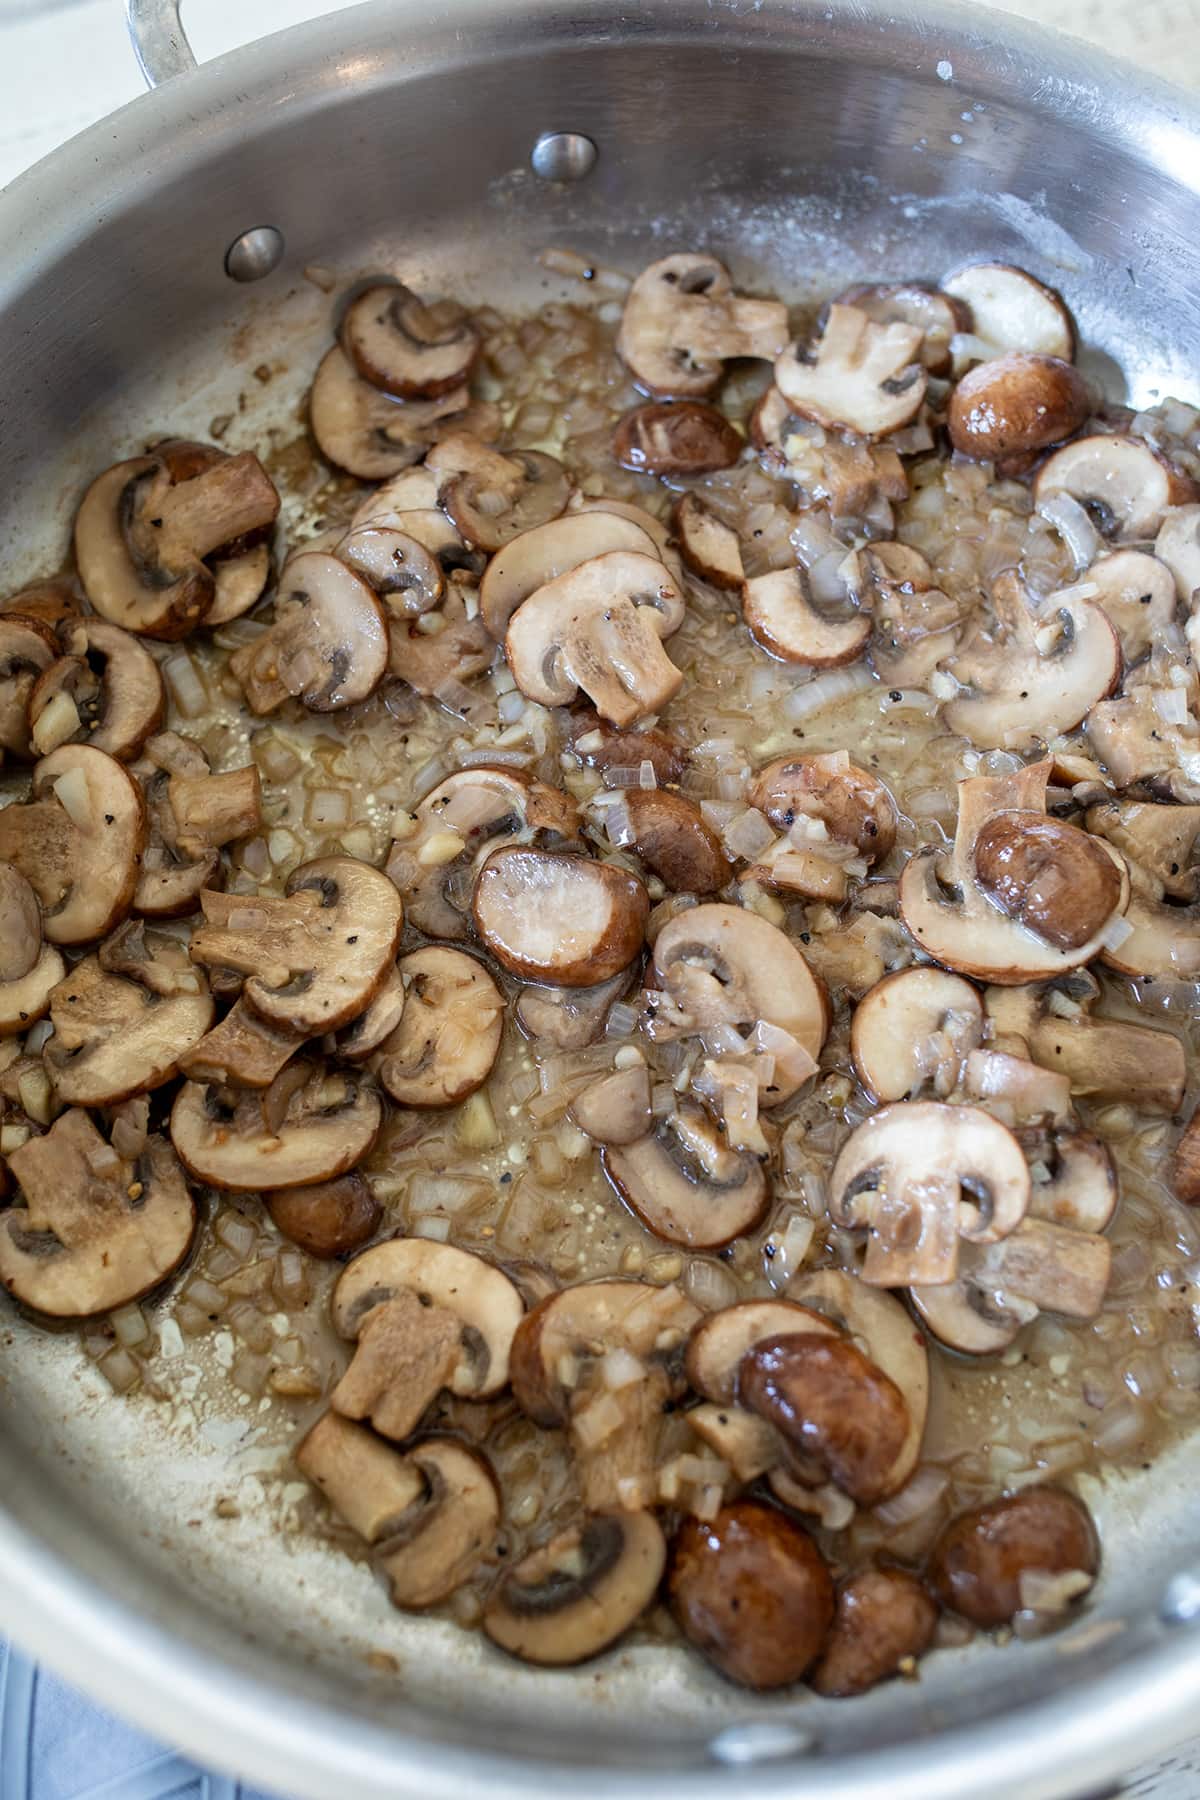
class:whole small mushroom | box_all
[947,354,1089,464]
[810,1568,938,1698]
[928,1486,1099,1628]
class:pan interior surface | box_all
[1,2,1199,1795]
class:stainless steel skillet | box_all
[1,1,1200,1794]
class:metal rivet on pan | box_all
[1161,1569,1200,1625]
[530,131,598,182]
[708,1721,816,1765]
[225,226,286,282]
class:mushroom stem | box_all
[152,452,279,565]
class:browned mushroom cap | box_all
[75,448,278,641]
[189,857,403,1035]
[336,526,444,617]
[851,967,984,1103]
[387,575,495,701]
[0,615,57,760]
[425,434,570,553]
[1033,434,1198,541]
[485,1511,667,1667]
[377,947,503,1108]
[603,1104,769,1249]
[623,790,731,895]
[569,1064,652,1145]
[668,1499,834,1689]
[947,354,1089,463]
[775,303,926,439]
[309,345,495,481]
[1085,550,1177,663]
[567,711,687,787]
[973,813,1124,952]
[741,568,870,668]
[928,1487,1099,1628]
[331,1240,524,1439]
[267,1174,380,1258]
[0,576,81,627]
[738,1333,909,1507]
[339,282,479,400]
[944,571,1121,750]
[837,282,969,375]
[749,750,897,880]
[0,863,41,984]
[941,263,1076,362]
[1022,1125,1117,1232]
[230,553,388,714]
[984,975,1186,1112]
[617,253,788,399]
[612,402,741,476]
[810,1567,938,1698]
[0,944,64,1037]
[0,744,145,946]
[478,510,661,642]
[671,494,744,591]
[473,847,648,987]
[829,1101,1030,1287]
[0,1109,194,1318]
[686,1298,840,1406]
[515,968,631,1050]
[179,997,302,1089]
[28,619,164,763]
[45,942,213,1107]
[171,1064,382,1191]
[505,550,685,726]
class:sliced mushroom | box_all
[741,567,871,668]
[505,550,685,726]
[0,576,81,627]
[984,975,1186,1112]
[134,766,220,921]
[941,263,1075,362]
[150,438,276,627]
[1085,551,1178,663]
[171,1065,381,1191]
[811,1567,938,1698]
[0,945,64,1037]
[0,863,42,984]
[1086,798,1200,900]
[569,1064,652,1146]
[350,466,440,522]
[339,282,479,400]
[335,966,408,1066]
[943,571,1120,750]
[837,282,969,375]
[0,1110,194,1318]
[829,1100,1030,1287]
[189,857,403,1034]
[473,847,647,986]
[745,750,896,898]
[687,1298,839,1407]
[166,765,263,861]
[947,354,1089,463]
[961,1044,1074,1127]
[612,401,741,476]
[668,1498,833,1689]
[671,493,744,591]
[426,434,570,553]
[1154,502,1200,606]
[0,744,145,946]
[178,997,302,1089]
[928,1487,1098,1628]
[567,710,687,787]
[511,1276,699,1511]
[28,619,164,763]
[332,1240,523,1440]
[45,944,212,1107]
[297,1412,499,1608]
[850,541,965,687]
[750,387,909,518]
[515,969,630,1050]
[336,526,444,618]
[1033,435,1198,541]
[568,495,686,587]
[686,1402,782,1485]
[229,553,388,714]
[388,575,495,700]
[0,615,57,760]
[603,1104,769,1248]
[485,1511,667,1667]
[973,812,1124,951]
[898,761,1129,983]
[912,1217,1111,1353]
[774,303,926,438]
[1022,1125,1117,1232]
[377,947,503,1108]
[1086,690,1192,791]
[851,967,984,1103]
[478,510,661,641]
[309,345,494,481]
[623,790,731,894]
[75,448,278,640]
[617,253,788,399]
[267,1172,380,1258]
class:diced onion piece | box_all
[1154,687,1190,725]
[52,767,92,827]
[723,807,777,861]
[600,1347,645,1391]
[1037,492,1101,573]
[783,664,876,722]
[872,1465,949,1528]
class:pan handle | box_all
[125,0,198,87]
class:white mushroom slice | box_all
[687,1403,783,1484]
[623,790,731,896]
[350,467,440,522]
[671,494,744,591]
[29,619,164,763]
[1086,799,1200,900]
[912,1218,1111,1354]
[829,1101,1030,1287]
[296,1414,499,1609]
[943,571,1120,750]
[1155,503,1200,602]
[742,568,871,668]
[1086,690,1195,790]
[1033,436,1198,542]
[1098,891,1200,980]
[898,761,1129,984]
[1022,1125,1117,1232]
[941,263,1075,362]
[0,615,58,760]
[335,964,408,1066]
[851,968,984,1103]
[836,282,970,375]
[603,1104,769,1249]
[0,744,145,946]
[617,253,788,399]
[166,765,263,861]
[189,857,403,1035]
[962,1047,1074,1128]
[377,947,503,1108]
[484,1512,667,1667]
[149,437,277,628]
[478,511,660,641]
[336,527,444,617]
[426,434,570,554]
[473,847,648,987]
[511,1277,699,1511]
[309,345,492,481]
[750,387,910,516]
[208,542,273,628]
[45,950,213,1107]
[179,997,302,1089]
[908,1279,1020,1357]
[505,550,685,726]
[849,541,965,687]
[229,553,388,714]
[1081,550,1177,666]
[0,944,65,1037]
[567,496,686,588]
[648,903,828,1099]
[0,863,41,983]
[388,576,495,700]
[331,1240,523,1440]
[0,1110,194,1318]
[569,1065,652,1145]
[170,1065,381,1192]
[774,304,926,438]
[339,283,479,400]
[984,975,1186,1112]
